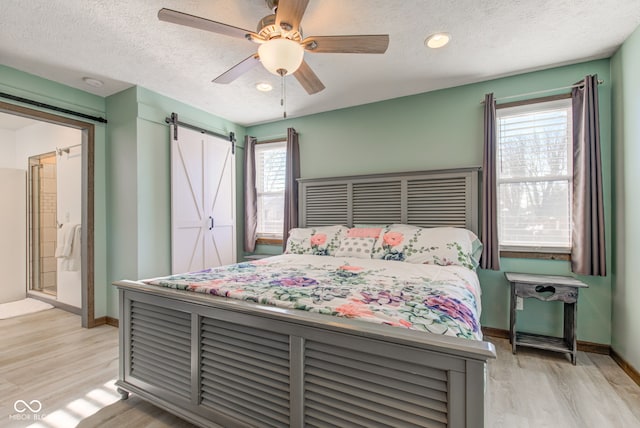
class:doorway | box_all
[0,101,96,327]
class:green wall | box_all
[247,59,613,345]
[105,87,246,317]
[0,66,246,320]
[611,25,640,371]
[0,65,109,318]
[0,55,626,350]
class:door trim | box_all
[0,101,96,328]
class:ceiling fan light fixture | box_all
[425,32,451,49]
[258,38,304,76]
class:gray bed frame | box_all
[114,167,496,428]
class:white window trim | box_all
[255,141,286,240]
[496,97,573,253]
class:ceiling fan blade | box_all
[212,54,261,84]
[275,0,309,34]
[158,8,258,40]
[293,60,325,95]
[302,35,390,54]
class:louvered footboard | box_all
[115,282,495,428]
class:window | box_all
[255,141,287,239]
[496,97,573,253]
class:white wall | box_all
[0,169,26,304]
[13,122,83,308]
[55,145,82,307]
[15,122,78,166]
[0,128,16,168]
[0,128,24,303]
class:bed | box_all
[114,168,496,428]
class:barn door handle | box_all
[208,216,214,230]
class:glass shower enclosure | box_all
[28,153,57,297]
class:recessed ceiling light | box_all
[425,33,451,49]
[256,82,273,92]
[82,77,104,88]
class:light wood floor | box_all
[1,309,639,427]
[487,337,640,427]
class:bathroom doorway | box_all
[28,152,59,297]
[0,100,96,327]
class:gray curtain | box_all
[283,128,300,250]
[243,136,258,253]
[481,93,500,270]
[571,75,606,276]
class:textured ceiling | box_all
[1,0,639,126]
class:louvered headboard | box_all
[298,167,480,234]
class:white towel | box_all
[55,223,78,258]
[61,225,81,272]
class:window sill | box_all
[244,254,272,261]
[256,237,283,246]
[500,251,571,261]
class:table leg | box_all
[564,302,577,365]
[510,284,517,354]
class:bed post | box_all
[190,313,200,405]
[116,289,130,400]
[465,359,488,428]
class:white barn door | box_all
[171,126,236,274]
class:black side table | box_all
[505,272,588,365]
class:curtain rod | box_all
[165,112,236,154]
[480,79,604,104]
[0,91,108,123]
[257,137,286,145]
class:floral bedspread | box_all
[144,254,482,340]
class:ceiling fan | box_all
[158,0,390,95]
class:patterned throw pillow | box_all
[334,237,377,258]
[285,225,347,256]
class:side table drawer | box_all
[514,282,578,304]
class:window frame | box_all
[495,94,574,257]
[254,140,287,243]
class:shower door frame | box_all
[1,101,96,328]
[28,152,58,297]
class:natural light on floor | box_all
[25,379,120,428]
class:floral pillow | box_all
[371,224,421,261]
[372,225,479,270]
[285,225,347,256]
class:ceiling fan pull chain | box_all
[280,69,287,118]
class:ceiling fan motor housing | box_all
[257,13,302,41]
